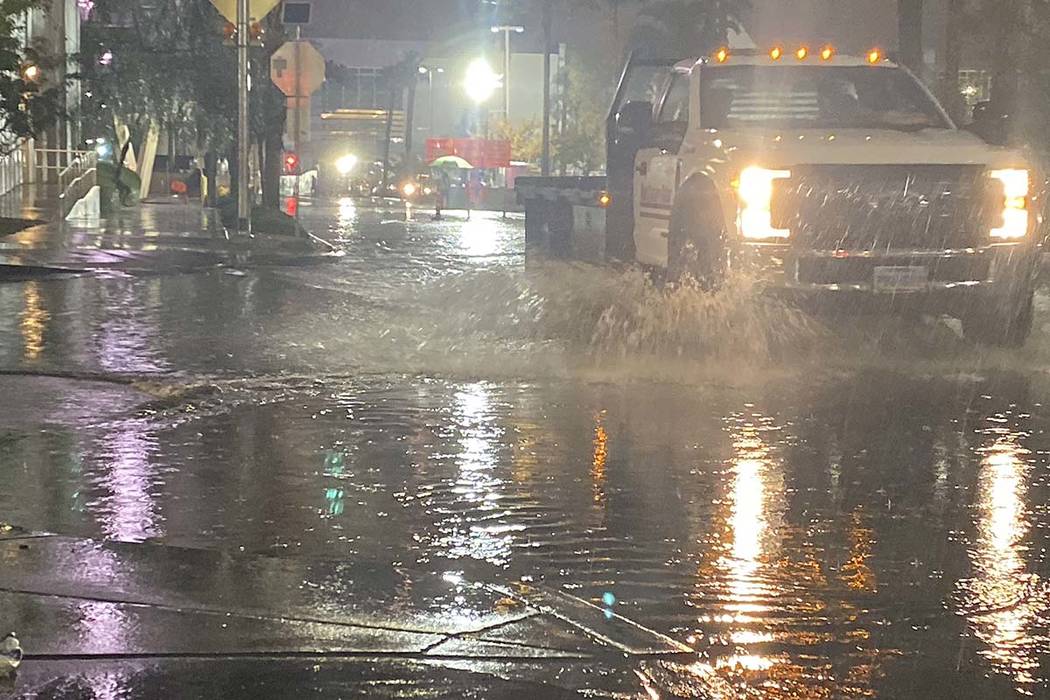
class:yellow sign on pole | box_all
[208,0,280,23]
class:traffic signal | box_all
[283,152,300,173]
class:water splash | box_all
[348,263,826,376]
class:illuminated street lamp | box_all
[464,57,500,105]
[335,154,358,176]
[490,25,523,120]
[21,63,40,83]
[418,65,445,135]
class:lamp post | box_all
[490,25,523,122]
[236,0,250,233]
[464,57,499,105]
[464,57,500,139]
[418,65,445,137]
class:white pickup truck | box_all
[517,49,1044,346]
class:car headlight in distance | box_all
[736,166,791,239]
[989,169,1030,239]
[335,154,358,176]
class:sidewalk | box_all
[0,201,339,279]
[0,182,65,224]
[0,532,688,697]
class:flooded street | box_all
[3,200,1050,697]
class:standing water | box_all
[1,199,1049,697]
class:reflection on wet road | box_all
[3,200,1050,697]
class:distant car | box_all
[398,175,437,205]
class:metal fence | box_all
[0,144,25,197]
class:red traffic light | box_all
[283,152,300,172]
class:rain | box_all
[2,1,1050,699]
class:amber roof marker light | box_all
[820,46,834,61]
[867,48,882,64]
[795,47,809,61]
[769,46,783,61]
[714,47,729,63]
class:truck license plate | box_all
[873,266,928,292]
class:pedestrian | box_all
[433,169,450,221]
[466,171,482,221]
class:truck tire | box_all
[667,187,727,289]
[962,289,1035,347]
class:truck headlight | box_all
[990,168,1030,239]
[737,166,791,239]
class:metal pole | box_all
[503,29,511,121]
[540,1,552,177]
[428,70,433,136]
[236,0,250,232]
[293,29,301,216]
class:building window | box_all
[323,67,386,110]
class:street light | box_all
[335,154,358,176]
[418,65,445,136]
[464,57,500,105]
[490,25,524,121]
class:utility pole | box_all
[292,27,301,216]
[490,25,524,122]
[897,0,924,74]
[540,0,552,177]
[503,28,511,119]
[236,0,250,233]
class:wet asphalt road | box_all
[3,198,1050,697]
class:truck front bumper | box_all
[739,242,1040,314]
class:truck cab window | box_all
[698,65,948,131]
[658,74,690,124]
[650,74,689,149]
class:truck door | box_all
[604,56,681,261]
[634,72,690,267]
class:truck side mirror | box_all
[967,101,1009,146]
[616,101,653,138]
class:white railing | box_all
[0,143,26,197]
[33,148,98,217]
[34,148,96,189]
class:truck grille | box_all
[773,165,991,251]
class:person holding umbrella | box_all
[429,155,474,220]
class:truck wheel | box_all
[963,290,1035,347]
[667,190,726,289]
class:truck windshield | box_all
[699,65,950,131]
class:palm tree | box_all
[628,0,747,57]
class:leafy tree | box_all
[379,52,421,183]
[491,117,542,163]
[628,0,747,57]
[948,0,1049,149]
[553,54,615,173]
[0,0,63,153]
[79,0,288,206]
